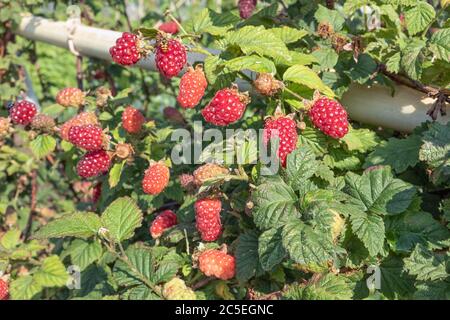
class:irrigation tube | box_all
[15,15,449,133]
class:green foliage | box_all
[0,0,448,301]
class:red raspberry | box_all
[122,106,145,134]
[158,21,179,34]
[155,38,187,78]
[69,124,104,151]
[9,100,37,125]
[201,87,250,126]
[179,173,194,190]
[150,210,178,238]
[110,32,142,66]
[93,182,102,203]
[0,279,9,300]
[142,162,170,195]
[60,112,99,141]
[238,0,257,19]
[177,65,207,109]
[193,163,228,186]
[76,150,111,178]
[308,96,349,138]
[198,249,235,280]
[263,109,298,167]
[56,87,85,108]
[195,198,222,242]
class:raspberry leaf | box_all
[258,228,286,271]
[30,134,56,159]
[225,55,276,74]
[404,1,435,36]
[270,26,308,44]
[109,160,125,188]
[314,5,345,32]
[252,177,300,229]
[281,220,335,265]
[283,65,334,97]
[285,146,318,191]
[63,239,103,272]
[236,231,263,281]
[342,128,380,153]
[34,212,102,239]
[404,244,448,281]
[429,29,450,61]
[385,210,450,253]
[343,167,416,216]
[101,197,143,242]
[350,209,386,257]
[283,273,354,300]
[33,255,69,287]
[10,275,42,300]
[225,26,291,62]
[364,134,422,173]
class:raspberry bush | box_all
[0,0,449,301]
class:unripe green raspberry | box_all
[163,278,197,300]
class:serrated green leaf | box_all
[225,55,276,74]
[225,26,291,62]
[401,38,425,80]
[10,275,42,300]
[350,210,385,256]
[379,256,415,299]
[348,54,378,84]
[386,210,450,253]
[236,231,262,281]
[404,244,448,281]
[283,65,334,96]
[34,212,101,239]
[344,167,416,215]
[34,255,69,287]
[30,134,56,159]
[364,135,422,173]
[101,197,143,242]
[285,146,318,190]
[429,29,450,61]
[258,228,285,271]
[342,128,380,152]
[270,27,308,44]
[64,239,103,271]
[386,52,401,73]
[109,160,125,188]
[314,4,345,32]
[0,229,21,250]
[405,2,435,35]
[252,178,300,229]
[311,48,338,70]
[282,220,335,265]
[413,281,450,300]
[283,273,353,300]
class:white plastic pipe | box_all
[15,15,448,132]
[341,84,449,132]
[14,15,212,70]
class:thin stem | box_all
[283,86,304,102]
[165,11,188,36]
[166,11,212,57]
[116,241,164,298]
[24,169,38,240]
